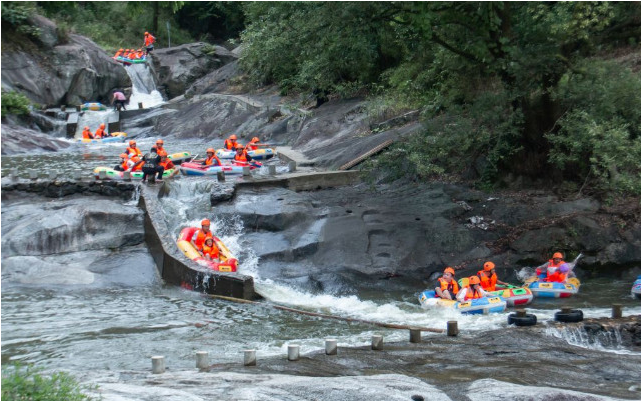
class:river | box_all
[1,61,640,401]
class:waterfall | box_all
[125,64,165,109]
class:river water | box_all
[2,62,640,400]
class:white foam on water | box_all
[75,110,115,138]
[124,64,164,109]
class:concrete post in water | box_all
[10,168,18,181]
[98,170,107,180]
[29,170,38,180]
[287,344,300,361]
[138,102,143,109]
[60,105,66,112]
[409,328,422,343]
[49,171,58,181]
[122,171,131,181]
[151,356,165,374]
[242,166,251,176]
[268,165,277,175]
[73,170,82,181]
[196,351,209,369]
[288,161,297,172]
[76,105,81,112]
[560,306,572,314]
[612,304,623,319]
[515,309,527,317]
[371,335,383,350]
[216,171,225,182]
[447,321,458,337]
[325,339,337,355]
[244,349,256,366]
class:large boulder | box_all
[1,14,130,106]
[150,43,237,99]
[1,122,72,155]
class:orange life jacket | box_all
[545,259,566,282]
[204,155,221,166]
[194,229,212,250]
[129,156,142,171]
[94,128,106,138]
[246,144,258,151]
[158,160,174,170]
[438,278,459,294]
[202,244,220,260]
[478,270,497,291]
[114,51,123,58]
[155,147,168,157]
[120,160,129,171]
[145,34,155,47]
[224,139,238,150]
[464,287,485,300]
[126,147,142,157]
[234,152,248,163]
[82,129,93,139]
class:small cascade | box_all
[545,324,640,354]
[75,109,117,138]
[124,64,164,109]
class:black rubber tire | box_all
[554,309,584,323]
[508,313,537,326]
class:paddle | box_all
[189,154,199,163]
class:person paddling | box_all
[94,123,107,139]
[203,148,222,166]
[535,252,567,282]
[233,145,251,164]
[477,261,509,291]
[82,126,94,140]
[245,137,261,151]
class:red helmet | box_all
[100,123,105,128]
[201,219,210,226]
[120,153,128,159]
[444,267,455,276]
[156,139,164,145]
[552,252,563,259]
[469,276,481,285]
[483,261,495,271]
[229,134,237,140]
[206,148,215,153]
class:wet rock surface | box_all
[78,317,640,401]
[1,122,72,155]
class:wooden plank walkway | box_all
[339,139,395,171]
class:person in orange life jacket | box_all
[144,31,156,55]
[126,140,142,158]
[223,134,239,150]
[202,237,220,261]
[233,145,251,163]
[114,153,129,172]
[192,219,213,251]
[153,139,168,157]
[245,137,260,151]
[435,267,459,300]
[158,155,179,178]
[82,126,94,139]
[535,252,566,281]
[456,276,490,302]
[477,261,509,292]
[94,123,107,139]
[126,155,143,172]
[203,148,222,166]
[114,48,124,58]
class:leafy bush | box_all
[1,1,41,38]
[1,90,32,118]
[1,362,94,401]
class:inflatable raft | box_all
[167,152,193,164]
[524,276,580,298]
[115,56,147,65]
[179,161,257,176]
[632,276,641,298]
[487,285,534,307]
[215,148,276,161]
[93,166,176,180]
[418,290,506,315]
[81,102,107,111]
[78,132,127,143]
[176,227,238,272]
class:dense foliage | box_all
[1,1,40,38]
[1,90,33,118]
[1,362,93,401]
[241,2,640,195]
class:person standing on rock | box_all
[112,90,127,111]
[144,31,156,55]
[435,267,459,300]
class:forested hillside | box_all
[2,1,640,196]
